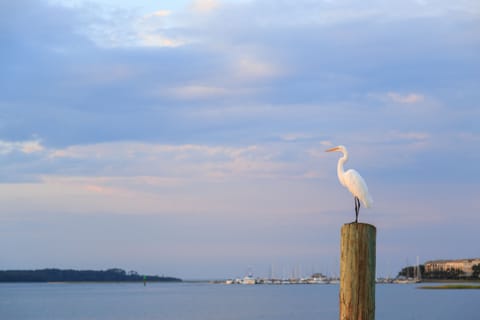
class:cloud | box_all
[49,142,260,160]
[387,92,425,104]
[320,141,334,147]
[85,184,115,194]
[163,85,232,99]
[368,92,427,105]
[46,141,292,180]
[133,9,186,47]
[0,0,478,194]
[388,131,429,142]
[0,138,343,218]
[233,56,283,79]
[0,139,45,155]
[139,34,185,47]
[46,2,186,48]
[456,132,480,143]
[147,10,172,18]
[190,0,220,14]
[280,133,313,142]
[3,0,477,115]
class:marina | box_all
[223,272,332,285]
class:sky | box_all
[1,0,479,280]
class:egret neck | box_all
[337,150,348,187]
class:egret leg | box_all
[357,198,361,222]
[354,197,360,223]
[353,197,357,220]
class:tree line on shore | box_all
[0,268,182,282]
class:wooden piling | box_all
[340,223,376,320]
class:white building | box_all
[424,258,480,276]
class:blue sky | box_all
[1,0,479,279]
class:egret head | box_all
[325,145,346,154]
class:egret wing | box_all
[343,169,373,208]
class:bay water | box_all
[1,282,478,319]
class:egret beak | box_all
[325,146,340,152]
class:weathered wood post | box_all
[340,222,376,320]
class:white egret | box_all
[326,145,373,223]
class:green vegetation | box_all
[424,267,467,279]
[472,264,480,278]
[0,268,182,282]
[398,265,424,278]
[419,284,480,290]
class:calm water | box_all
[0,282,479,319]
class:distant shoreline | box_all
[420,279,480,283]
[419,284,480,290]
[0,268,182,283]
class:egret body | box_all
[326,145,373,223]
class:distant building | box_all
[424,258,480,276]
